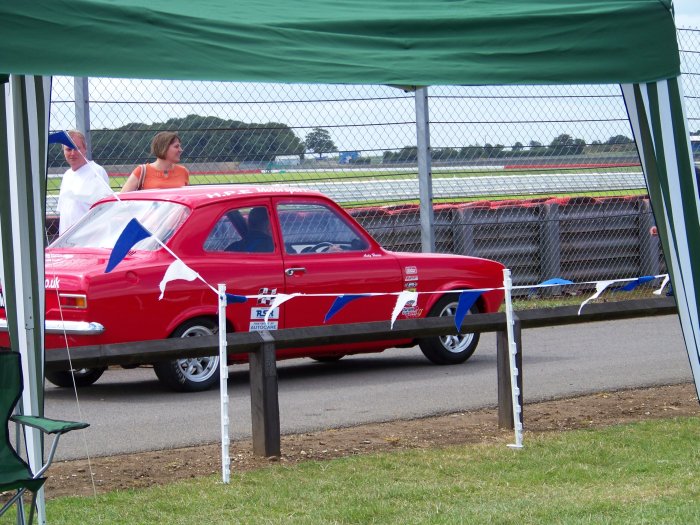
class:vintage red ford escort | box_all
[1,185,504,391]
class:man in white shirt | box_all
[57,130,112,235]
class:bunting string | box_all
[209,274,668,303]
[51,129,671,325]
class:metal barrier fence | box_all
[350,195,665,287]
[46,27,700,291]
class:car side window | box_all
[277,203,369,254]
[204,207,275,253]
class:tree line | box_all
[48,114,635,168]
[382,134,635,163]
[48,114,307,167]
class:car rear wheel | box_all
[418,294,480,365]
[154,318,220,392]
[46,367,106,388]
[311,355,345,363]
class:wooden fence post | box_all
[497,315,523,429]
[249,330,281,457]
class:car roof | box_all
[105,184,327,209]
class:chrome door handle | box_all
[285,267,306,276]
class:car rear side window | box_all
[277,203,368,254]
[51,200,189,250]
[204,206,275,253]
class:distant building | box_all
[272,155,301,167]
[692,135,700,160]
[339,151,360,164]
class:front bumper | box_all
[0,319,104,335]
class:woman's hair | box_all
[151,131,181,159]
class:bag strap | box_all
[137,164,147,190]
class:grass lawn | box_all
[39,417,700,525]
[509,287,668,310]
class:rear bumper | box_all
[0,319,104,335]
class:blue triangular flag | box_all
[455,291,482,332]
[48,131,77,149]
[617,275,655,292]
[226,293,247,304]
[529,278,574,296]
[539,278,574,286]
[324,294,369,323]
[105,218,152,273]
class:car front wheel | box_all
[418,294,480,365]
[154,318,220,392]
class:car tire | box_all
[418,294,481,365]
[311,355,345,363]
[154,318,220,392]
[46,367,106,388]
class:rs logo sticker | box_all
[251,307,279,320]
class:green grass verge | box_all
[509,288,665,310]
[41,417,700,525]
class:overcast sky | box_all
[675,0,700,28]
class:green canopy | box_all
[0,0,679,85]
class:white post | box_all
[503,269,524,449]
[218,284,230,483]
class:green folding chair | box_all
[0,351,88,525]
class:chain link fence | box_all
[47,27,700,296]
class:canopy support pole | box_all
[621,78,700,402]
[415,86,435,253]
[1,74,51,524]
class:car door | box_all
[191,199,286,333]
[274,197,403,330]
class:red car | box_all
[0,185,504,391]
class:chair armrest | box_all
[11,415,89,434]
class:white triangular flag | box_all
[578,280,615,315]
[391,291,418,329]
[264,293,300,323]
[653,274,670,295]
[159,260,199,300]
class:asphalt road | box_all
[46,314,693,461]
[45,170,645,212]
[292,171,645,203]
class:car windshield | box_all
[51,200,190,250]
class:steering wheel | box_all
[301,242,334,253]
